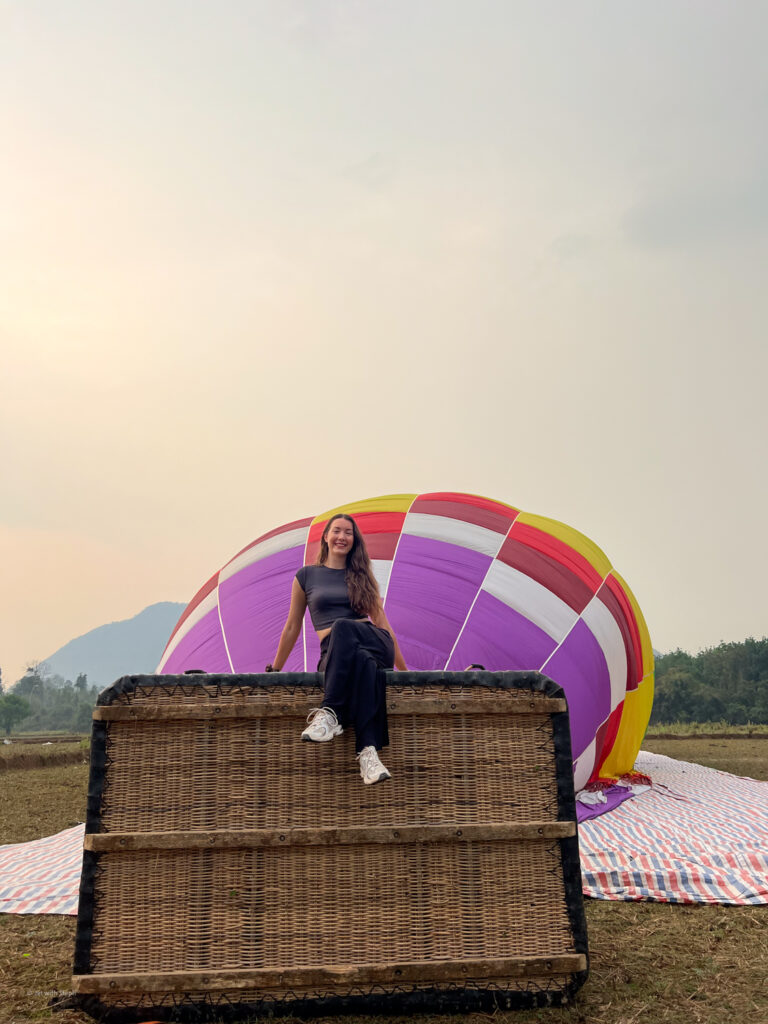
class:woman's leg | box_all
[300,634,341,742]
[320,619,394,753]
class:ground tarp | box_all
[579,751,768,904]
[0,821,83,914]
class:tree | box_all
[0,694,31,736]
[14,673,44,700]
[651,668,699,723]
[653,638,768,725]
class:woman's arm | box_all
[269,577,307,670]
[370,601,407,671]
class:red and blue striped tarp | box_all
[579,751,768,904]
[0,823,83,915]
[1,751,766,914]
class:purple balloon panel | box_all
[385,535,492,670]
[445,590,558,672]
[544,619,612,762]
[161,607,231,675]
[219,547,305,673]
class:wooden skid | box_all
[73,953,588,994]
[73,671,588,1019]
[83,820,576,851]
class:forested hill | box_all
[39,601,185,687]
[651,637,768,724]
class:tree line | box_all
[0,664,101,735]
[1,636,766,734]
[651,637,768,725]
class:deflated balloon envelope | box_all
[159,491,654,789]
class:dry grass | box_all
[7,734,88,744]
[0,761,89,846]
[1,741,766,1024]
[0,741,89,774]
[645,722,768,737]
[642,736,768,781]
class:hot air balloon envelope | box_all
[159,492,654,789]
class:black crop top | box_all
[296,565,362,631]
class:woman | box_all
[266,513,407,785]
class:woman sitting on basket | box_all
[266,513,407,785]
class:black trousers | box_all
[317,619,394,753]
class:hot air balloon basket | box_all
[72,671,589,1020]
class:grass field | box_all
[1,739,766,1024]
[0,740,89,774]
[645,722,768,737]
[642,736,768,782]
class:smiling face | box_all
[324,516,355,561]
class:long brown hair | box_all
[316,513,380,617]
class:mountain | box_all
[41,602,186,688]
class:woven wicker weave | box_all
[73,671,588,1020]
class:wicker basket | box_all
[72,671,588,1020]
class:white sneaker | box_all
[301,707,343,742]
[357,745,391,785]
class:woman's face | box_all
[325,517,355,560]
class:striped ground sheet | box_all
[1,751,766,914]
[580,750,768,904]
[0,823,83,915]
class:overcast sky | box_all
[2,1,767,686]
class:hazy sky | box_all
[2,1,767,687]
